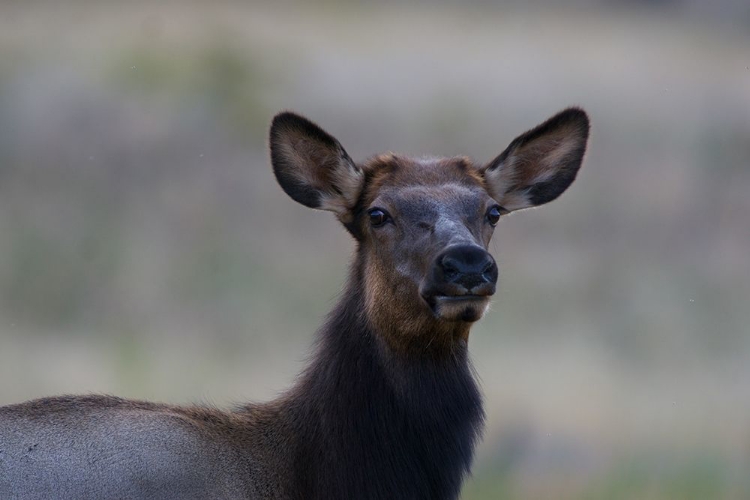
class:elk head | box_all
[270,109,589,354]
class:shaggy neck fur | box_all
[280,255,485,500]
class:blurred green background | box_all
[1,1,749,498]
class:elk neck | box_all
[276,250,485,499]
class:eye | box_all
[368,208,391,227]
[486,206,504,226]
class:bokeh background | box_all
[1,1,749,498]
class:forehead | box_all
[362,155,490,210]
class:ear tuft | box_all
[269,112,364,219]
[483,107,589,211]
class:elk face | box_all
[358,156,500,326]
[270,109,589,349]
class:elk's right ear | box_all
[270,112,364,221]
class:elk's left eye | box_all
[368,208,390,227]
[486,206,504,226]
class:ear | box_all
[269,112,364,221]
[482,108,589,212]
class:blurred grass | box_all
[466,450,731,500]
[0,2,749,498]
[108,42,271,137]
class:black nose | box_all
[438,245,497,292]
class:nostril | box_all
[481,259,496,279]
[440,255,461,280]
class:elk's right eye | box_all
[368,208,390,227]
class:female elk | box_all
[0,108,589,499]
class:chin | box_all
[432,296,491,323]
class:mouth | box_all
[425,294,492,323]
[433,295,489,303]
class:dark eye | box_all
[486,206,504,226]
[368,208,390,227]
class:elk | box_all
[0,108,589,499]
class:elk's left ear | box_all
[269,112,364,221]
[482,108,589,212]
